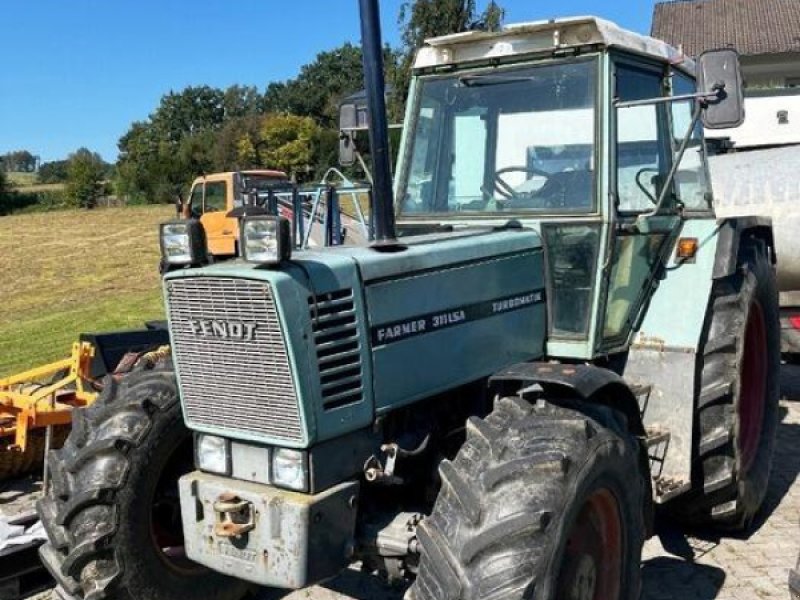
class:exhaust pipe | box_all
[358,0,397,245]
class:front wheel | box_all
[409,397,646,600]
[37,366,250,600]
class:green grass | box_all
[18,182,66,194]
[0,205,173,376]
[6,172,39,187]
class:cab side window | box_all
[189,184,203,214]
[615,64,671,213]
[671,74,712,211]
[204,182,227,213]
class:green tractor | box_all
[38,3,780,599]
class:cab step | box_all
[630,383,653,417]
[653,475,691,504]
[643,426,690,503]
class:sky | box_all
[0,1,658,163]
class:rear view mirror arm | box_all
[614,89,720,110]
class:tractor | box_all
[38,3,780,600]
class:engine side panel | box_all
[365,249,547,413]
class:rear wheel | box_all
[671,239,780,529]
[37,365,249,600]
[409,397,646,600]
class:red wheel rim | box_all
[556,488,622,600]
[148,438,205,575]
[739,300,767,472]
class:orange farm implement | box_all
[0,343,98,481]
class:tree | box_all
[261,44,399,128]
[391,0,505,114]
[65,148,107,209]
[2,150,39,173]
[213,114,263,172]
[239,114,319,178]
[38,160,70,184]
[223,85,262,120]
[151,86,226,143]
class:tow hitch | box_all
[213,494,255,538]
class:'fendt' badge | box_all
[188,320,258,341]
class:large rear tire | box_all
[409,397,646,600]
[36,366,250,600]
[671,239,780,529]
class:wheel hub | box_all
[556,488,622,600]
[568,554,598,600]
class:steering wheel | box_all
[493,165,551,200]
[635,167,661,205]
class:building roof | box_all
[652,0,800,57]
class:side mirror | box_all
[339,103,358,167]
[697,49,745,129]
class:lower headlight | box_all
[196,434,230,475]
[272,448,308,491]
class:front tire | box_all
[409,397,646,600]
[37,366,250,600]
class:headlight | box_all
[196,434,230,475]
[241,216,292,264]
[272,448,307,491]
[160,219,207,267]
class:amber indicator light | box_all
[676,237,699,260]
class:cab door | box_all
[600,59,682,351]
[199,180,238,256]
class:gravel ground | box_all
[10,364,800,600]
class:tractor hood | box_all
[163,227,546,447]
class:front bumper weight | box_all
[179,472,359,589]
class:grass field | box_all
[6,172,38,187]
[0,206,173,377]
[17,182,66,193]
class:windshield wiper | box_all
[458,74,536,87]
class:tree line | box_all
[0,150,39,173]
[1,1,504,213]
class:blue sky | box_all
[0,1,657,163]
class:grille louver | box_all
[310,290,363,410]
[167,277,303,444]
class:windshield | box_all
[399,59,598,217]
[241,173,287,192]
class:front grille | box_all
[166,277,303,443]
[310,290,363,410]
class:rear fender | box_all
[713,216,776,279]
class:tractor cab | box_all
[183,170,288,256]
[393,16,743,360]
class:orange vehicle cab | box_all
[184,170,288,256]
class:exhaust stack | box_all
[358,0,397,245]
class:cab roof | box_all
[415,16,694,73]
